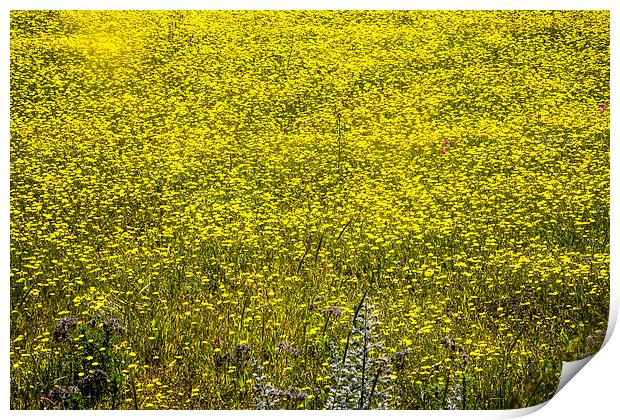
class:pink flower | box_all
[599,104,606,112]
[444,139,449,146]
[441,147,447,154]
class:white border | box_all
[2,1,616,419]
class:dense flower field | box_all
[10,10,609,409]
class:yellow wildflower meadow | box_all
[10,10,609,409]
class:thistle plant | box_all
[326,293,393,410]
[252,361,280,410]
[445,380,464,410]
[252,360,308,410]
[440,336,470,410]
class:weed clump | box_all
[47,315,126,409]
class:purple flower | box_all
[53,316,77,341]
